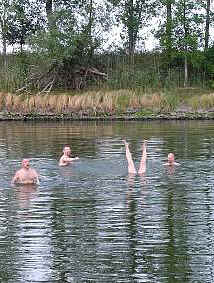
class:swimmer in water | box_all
[123,140,147,175]
[12,159,39,185]
[164,153,180,166]
[59,145,79,166]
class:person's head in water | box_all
[59,145,79,166]
[63,146,71,156]
[22,159,30,169]
[167,153,175,165]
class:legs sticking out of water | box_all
[138,140,147,175]
[123,140,137,174]
[123,140,147,175]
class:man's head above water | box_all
[21,159,30,169]
[167,153,175,164]
[63,146,71,156]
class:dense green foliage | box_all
[0,0,213,93]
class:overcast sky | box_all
[4,1,214,53]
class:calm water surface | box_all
[0,120,214,283]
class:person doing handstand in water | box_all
[123,140,147,175]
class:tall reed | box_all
[188,93,214,110]
[1,88,213,114]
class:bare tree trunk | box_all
[205,0,211,50]
[88,0,93,37]
[86,0,94,58]
[46,0,52,17]
[2,37,7,67]
[127,0,135,56]
[183,0,188,87]
[20,43,23,53]
[184,55,188,87]
[0,18,7,66]
[2,33,6,55]
[166,0,172,65]
[126,0,144,58]
[46,0,55,30]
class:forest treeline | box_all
[0,0,214,94]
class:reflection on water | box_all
[15,184,38,209]
[0,120,214,282]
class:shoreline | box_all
[1,110,214,121]
[0,88,213,121]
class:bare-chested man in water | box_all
[59,145,79,166]
[164,153,180,166]
[123,140,147,174]
[12,159,39,185]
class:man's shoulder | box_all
[16,168,23,174]
[163,162,180,166]
[59,154,66,160]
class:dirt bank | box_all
[0,110,214,121]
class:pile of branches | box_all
[16,60,108,94]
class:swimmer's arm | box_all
[71,157,79,161]
[11,176,18,184]
[32,170,40,185]
[20,177,39,185]
[163,162,180,166]
[33,176,40,185]
[67,156,79,161]
[11,172,20,184]
[59,156,79,166]
[21,180,34,185]
[12,179,36,185]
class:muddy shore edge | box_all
[1,110,214,121]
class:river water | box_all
[0,120,214,282]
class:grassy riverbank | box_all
[0,87,214,120]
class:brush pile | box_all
[16,60,108,94]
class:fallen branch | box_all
[16,61,108,94]
[36,79,55,95]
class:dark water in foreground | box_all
[0,120,214,282]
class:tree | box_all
[174,0,204,86]
[165,0,173,63]
[155,0,175,67]
[157,0,204,86]
[108,0,156,55]
[5,0,43,52]
[30,0,114,61]
[16,0,110,93]
[0,0,12,56]
[46,0,55,30]
[204,0,211,50]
